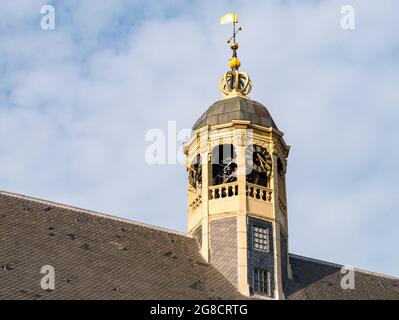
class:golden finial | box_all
[218,13,253,98]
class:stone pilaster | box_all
[234,123,250,296]
[200,127,210,262]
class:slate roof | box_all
[192,97,278,131]
[287,255,399,300]
[0,191,242,300]
[0,190,398,300]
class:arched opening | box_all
[277,157,286,202]
[188,154,202,191]
[211,144,237,185]
[246,145,272,187]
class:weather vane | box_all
[219,13,253,98]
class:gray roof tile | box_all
[286,255,399,300]
[192,97,278,131]
[0,191,242,300]
[0,190,397,300]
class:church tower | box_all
[184,14,291,299]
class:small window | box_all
[252,225,269,252]
[254,268,271,296]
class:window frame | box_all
[252,225,270,252]
[253,268,271,296]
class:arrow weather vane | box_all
[219,13,253,98]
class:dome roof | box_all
[192,96,278,131]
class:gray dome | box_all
[192,96,278,131]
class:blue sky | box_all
[0,0,398,277]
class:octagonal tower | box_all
[184,16,292,299]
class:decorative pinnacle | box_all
[218,13,253,98]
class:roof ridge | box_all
[290,253,399,281]
[0,189,189,238]
[289,253,343,268]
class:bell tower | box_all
[184,14,291,299]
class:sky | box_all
[0,0,398,277]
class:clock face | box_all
[246,145,272,187]
[189,154,202,190]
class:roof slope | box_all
[192,97,278,131]
[0,191,243,300]
[287,255,399,300]
[0,190,398,300]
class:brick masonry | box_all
[209,217,238,286]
